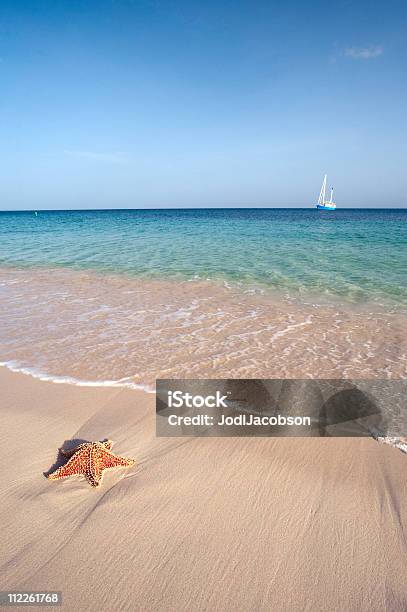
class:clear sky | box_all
[0,0,406,209]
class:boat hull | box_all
[316,204,336,210]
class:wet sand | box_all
[1,368,406,611]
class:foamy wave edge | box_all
[1,361,406,453]
[0,361,155,394]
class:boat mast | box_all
[318,175,327,205]
[329,187,334,203]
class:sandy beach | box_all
[1,367,406,611]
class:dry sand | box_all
[0,367,406,611]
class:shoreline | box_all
[1,367,406,611]
[3,360,406,453]
[0,360,156,393]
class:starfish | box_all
[47,440,135,488]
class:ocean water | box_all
[0,208,406,387]
[0,208,406,305]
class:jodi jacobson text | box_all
[167,414,311,427]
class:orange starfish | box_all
[47,440,135,488]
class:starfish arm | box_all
[47,451,89,481]
[101,450,135,469]
[102,440,114,450]
[85,468,103,488]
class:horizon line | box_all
[1,206,407,213]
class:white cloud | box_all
[64,150,129,164]
[344,45,383,60]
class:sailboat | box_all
[316,174,336,210]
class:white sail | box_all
[318,174,327,205]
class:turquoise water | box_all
[0,209,406,305]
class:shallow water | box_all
[0,209,406,386]
[1,208,406,305]
[0,267,406,388]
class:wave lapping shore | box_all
[0,267,406,387]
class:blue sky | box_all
[0,0,406,209]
